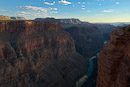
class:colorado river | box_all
[76,52,99,87]
[76,41,107,87]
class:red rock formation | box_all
[0,21,62,34]
[0,21,87,87]
[97,25,130,87]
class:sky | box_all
[0,0,130,23]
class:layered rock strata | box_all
[0,21,87,87]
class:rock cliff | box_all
[65,26,104,58]
[97,25,130,87]
[0,21,88,87]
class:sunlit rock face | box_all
[0,15,11,20]
[97,25,130,87]
[0,21,88,87]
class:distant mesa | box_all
[10,17,26,20]
[0,15,26,20]
[0,15,12,20]
[34,17,89,24]
[110,22,130,27]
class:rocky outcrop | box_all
[10,17,26,20]
[97,25,130,87]
[65,26,104,58]
[0,21,88,87]
[35,18,82,24]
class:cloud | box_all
[17,11,30,14]
[0,9,6,12]
[49,11,58,14]
[82,5,85,7]
[20,6,58,12]
[44,1,55,5]
[58,0,71,5]
[96,0,104,1]
[20,6,48,12]
[78,2,81,4]
[49,7,58,10]
[82,8,85,10]
[87,10,91,13]
[96,14,104,16]
[116,2,119,4]
[19,6,58,18]
[82,2,85,4]
[102,9,114,12]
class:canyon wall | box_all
[65,26,104,58]
[0,21,88,87]
[94,24,117,41]
[97,25,130,87]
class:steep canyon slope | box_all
[97,25,130,87]
[0,21,88,87]
[65,26,104,58]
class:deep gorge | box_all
[0,20,116,87]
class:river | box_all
[76,41,107,87]
[76,52,99,87]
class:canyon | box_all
[0,17,120,87]
[0,21,88,87]
[97,25,130,87]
